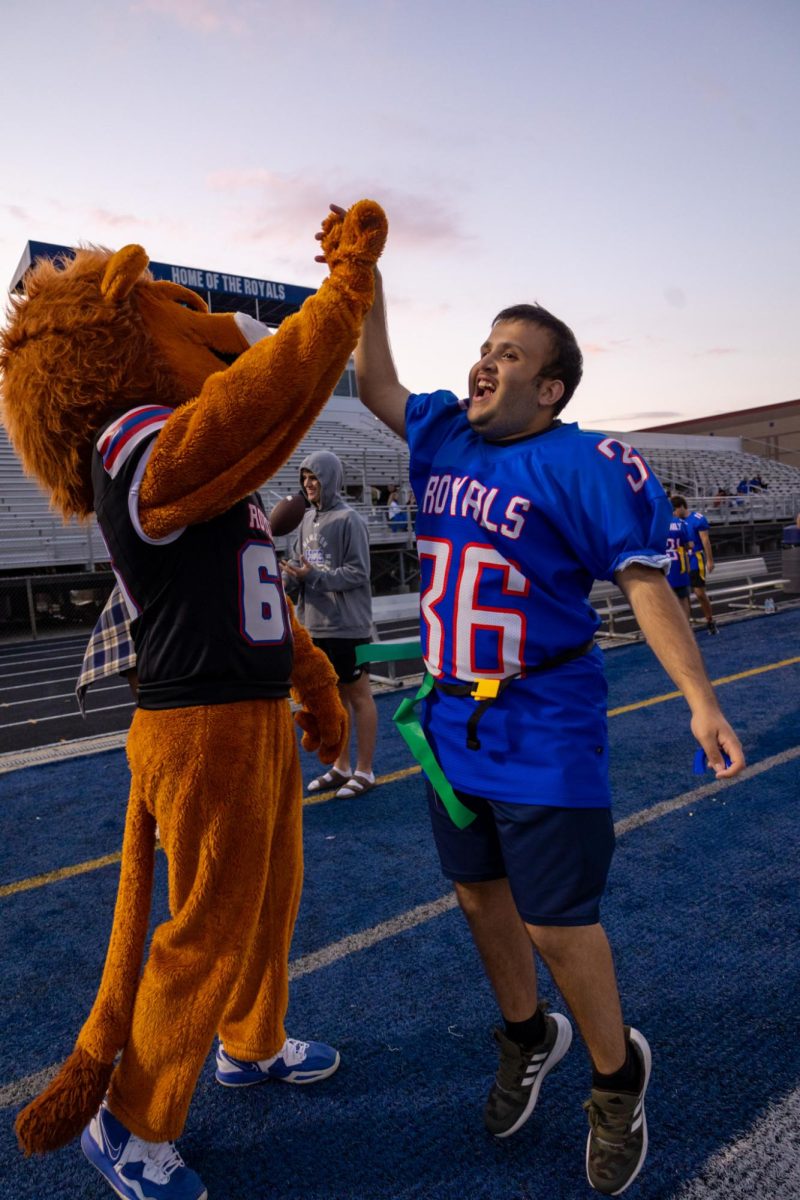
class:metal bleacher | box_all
[0,390,414,572]
[2,406,800,572]
[261,406,411,507]
[634,444,800,524]
[0,434,107,570]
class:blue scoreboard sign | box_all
[10,241,314,326]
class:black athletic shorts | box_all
[425,783,615,927]
[312,636,371,684]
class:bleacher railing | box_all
[2,489,799,576]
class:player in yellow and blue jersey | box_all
[673,496,719,634]
[666,502,692,622]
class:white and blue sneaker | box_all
[215,1036,340,1087]
[81,1102,207,1200]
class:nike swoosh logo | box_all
[100,1123,123,1162]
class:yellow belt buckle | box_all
[470,678,500,701]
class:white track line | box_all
[1,744,797,1111]
[0,701,135,730]
[0,651,86,670]
[0,672,97,694]
[672,1086,800,1199]
[0,683,130,710]
[0,662,85,682]
[0,642,88,662]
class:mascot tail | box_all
[15,792,156,1154]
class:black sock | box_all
[504,1006,546,1049]
[593,1040,642,1094]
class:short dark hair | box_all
[493,303,583,414]
[671,494,688,510]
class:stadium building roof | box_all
[636,397,800,432]
[9,240,314,327]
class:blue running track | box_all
[1,610,798,1199]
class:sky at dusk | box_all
[2,0,797,432]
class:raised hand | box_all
[315,200,386,271]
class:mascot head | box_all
[1,245,253,519]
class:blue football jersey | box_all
[405,390,671,807]
[684,510,709,572]
[665,517,690,588]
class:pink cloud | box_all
[582,338,632,356]
[89,209,153,229]
[206,168,467,250]
[129,0,247,34]
[695,347,737,357]
[3,205,29,222]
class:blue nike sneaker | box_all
[215,1036,340,1086]
[81,1102,207,1200]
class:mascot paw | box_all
[294,694,348,764]
[294,709,322,753]
[322,200,387,271]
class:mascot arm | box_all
[287,600,348,763]
[138,200,387,540]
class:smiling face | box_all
[466,320,565,442]
[301,469,321,506]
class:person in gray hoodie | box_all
[282,450,377,798]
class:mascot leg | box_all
[15,761,156,1154]
[105,699,303,1143]
[217,725,303,1059]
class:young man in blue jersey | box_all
[350,250,744,1195]
[666,502,693,623]
[672,496,719,634]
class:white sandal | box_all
[307,768,351,794]
[335,773,376,799]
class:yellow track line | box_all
[3,654,798,901]
[0,851,124,898]
[0,771,424,899]
[608,654,800,716]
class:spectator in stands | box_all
[282,451,378,799]
[387,484,409,529]
[734,477,752,508]
[666,499,692,623]
[749,474,766,492]
[672,496,718,635]
[353,259,744,1197]
[712,486,729,509]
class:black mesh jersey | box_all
[92,406,293,710]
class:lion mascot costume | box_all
[0,199,387,1198]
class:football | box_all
[269,492,308,536]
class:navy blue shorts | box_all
[426,783,615,926]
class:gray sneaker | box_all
[584,1027,652,1195]
[484,1004,573,1138]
